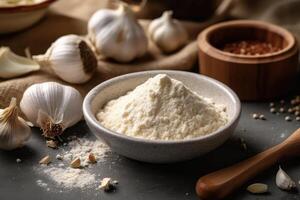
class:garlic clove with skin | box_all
[20,82,83,138]
[148,11,189,53]
[0,47,40,79]
[276,166,296,191]
[0,98,31,150]
[33,35,97,84]
[88,3,148,63]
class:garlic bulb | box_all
[276,166,296,190]
[34,35,97,84]
[20,82,83,138]
[148,11,188,53]
[0,47,40,79]
[0,98,31,150]
[88,3,148,62]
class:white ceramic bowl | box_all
[83,70,241,163]
[0,0,57,34]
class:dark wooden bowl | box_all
[198,20,299,101]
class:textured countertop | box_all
[0,99,300,200]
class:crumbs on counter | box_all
[39,155,51,165]
[99,177,118,192]
[46,140,58,149]
[36,136,111,191]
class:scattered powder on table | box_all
[36,137,110,190]
[63,137,109,167]
[36,179,48,189]
[43,167,96,189]
[97,74,228,140]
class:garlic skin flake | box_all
[20,82,83,138]
[0,47,40,79]
[88,3,148,62]
[0,98,31,150]
[276,166,296,190]
[148,11,188,53]
[34,35,97,84]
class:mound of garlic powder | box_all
[97,74,228,140]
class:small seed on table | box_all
[270,108,276,113]
[287,108,294,113]
[252,113,259,119]
[285,116,292,122]
[259,114,266,120]
[247,183,268,194]
[279,108,285,113]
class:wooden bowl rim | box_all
[0,0,57,13]
[198,20,296,60]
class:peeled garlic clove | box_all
[0,47,40,79]
[33,35,97,84]
[148,11,188,53]
[247,183,268,194]
[88,3,148,62]
[20,82,83,138]
[276,166,296,190]
[0,97,31,150]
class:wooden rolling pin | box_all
[195,128,300,200]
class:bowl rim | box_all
[0,0,57,13]
[83,70,241,145]
[198,20,296,60]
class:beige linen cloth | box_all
[0,0,299,107]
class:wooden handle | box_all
[195,128,300,200]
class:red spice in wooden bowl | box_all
[222,40,282,55]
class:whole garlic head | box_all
[88,3,148,62]
[20,82,83,138]
[34,35,97,84]
[148,11,188,53]
[0,98,31,150]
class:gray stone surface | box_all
[0,99,300,200]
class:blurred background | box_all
[1,0,300,55]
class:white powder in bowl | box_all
[97,74,228,140]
